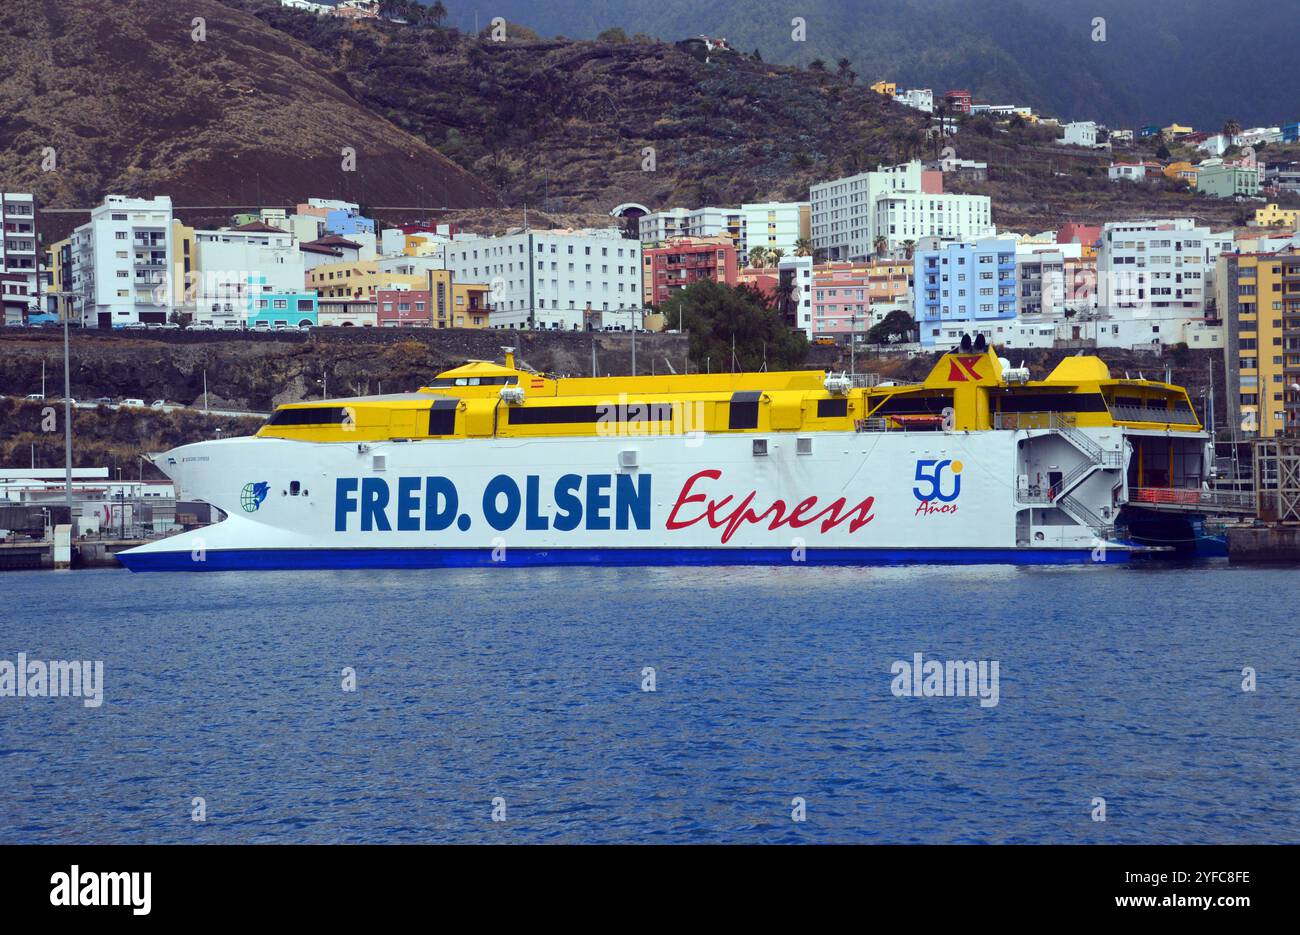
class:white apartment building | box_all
[190,226,306,327]
[739,202,809,259]
[1061,121,1102,148]
[2,193,40,324]
[70,195,175,327]
[778,255,814,337]
[893,88,934,113]
[638,206,745,251]
[1095,219,1232,347]
[811,161,993,260]
[443,228,642,329]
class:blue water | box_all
[1,562,1297,843]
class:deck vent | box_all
[619,449,638,470]
[797,437,813,456]
[372,454,386,472]
[823,373,853,395]
[752,439,768,457]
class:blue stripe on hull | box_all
[117,546,1131,572]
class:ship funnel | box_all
[500,346,517,369]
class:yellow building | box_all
[1162,161,1199,184]
[1253,204,1300,229]
[1162,123,1194,137]
[307,260,425,300]
[44,237,73,319]
[869,80,896,97]
[1219,247,1300,436]
[171,220,196,312]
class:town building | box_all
[868,80,896,97]
[189,223,312,328]
[893,88,933,113]
[1057,222,1101,256]
[943,90,972,114]
[1253,204,1300,229]
[69,195,175,328]
[810,259,912,338]
[2,193,40,324]
[811,160,993,261]
[443,228,643,329]
[913,237,1018,347]
[1095,218,1229,348]
[1061,121,1102,148]
[739,202,810,259]
[1217,247,1300,436]
[1197,159,1262,198]
[307,259,423,301]
[375,270,491,328]
[638,206,745,254]
[642,237,738,306]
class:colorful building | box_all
[306,259,424,300]
[810,259,912,337]
[1197,160,1261,199]
[642,237,738,306]
[1162,161,1200,185]
[246,289,318,329]
[1056,222,1101,257]
[913,238,1018,347]
[375,270,491,328]
[943,89,972,114]
[1218,248,1300,436]
[868,80,896,97]
[1252,204,1300,229]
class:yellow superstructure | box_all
[257,348,1202,444]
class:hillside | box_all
[0,0,499,237]
[228,3,1245,233]
[446,0,1299,128]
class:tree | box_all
[873,234,887,257]
[659,279,808,371]
[808,59,827,72]
[427,0,447,26]
[598,27,629,43]
[1222,119,1242,140]
[793,238,812,257]
[836,57,853,81]
[900,240,916,260]
[768,248,786,265]
[866,309,916,344]
[747,246,770,268]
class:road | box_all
[9,396,269,419]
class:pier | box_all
[0,537,146,571]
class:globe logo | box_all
[240,481,269,513]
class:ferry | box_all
[118,345,1215,571]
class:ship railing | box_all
[995,411,1121,467]
[1129,486,1255,512]
[1056,493,1117,539]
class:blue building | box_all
[913,238,1018,348]
[1283,122,1299,144]
[243,275,318,329]
[324,209,375,237]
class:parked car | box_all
[24,393,44,401]
[150,400,168,409]
[92,397,114,406]
[121,398,145,408]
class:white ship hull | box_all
[120,424,1145,571]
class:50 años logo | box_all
[913,459,962,515]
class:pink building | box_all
[811,260,912,336]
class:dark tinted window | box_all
[265,406,351,426]
[728,392,761,430]
[817,398,849,418]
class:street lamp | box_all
[47,291,81,518]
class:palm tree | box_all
[1222,119,1243,141]
[808,59,827,73]
[748,246,769,268]
[836,58,853,82]
[901,240,917,260]
[873,234,887,258]
[793,238,812,257]
[768,248,786,265]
